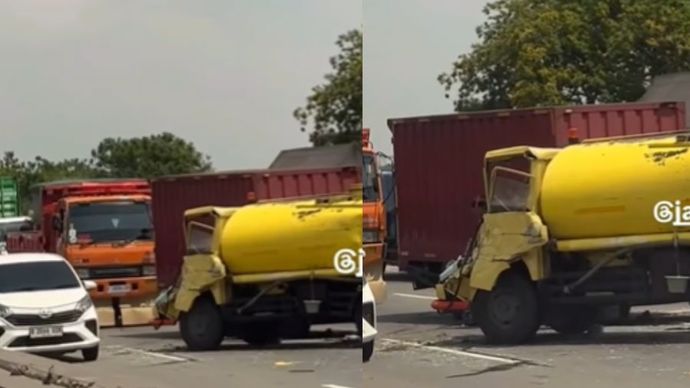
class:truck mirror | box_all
[52,215,63,232]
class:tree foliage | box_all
[439,0,690,111]
[91,132,212,179]
[294,29,362,146]
[0,132,211,211]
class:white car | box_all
[0,252,100,361]
[362,278,377,363]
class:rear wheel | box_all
[180,296,224,351]
[473,271,539,344]
[82,346,99,362]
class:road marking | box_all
[322,385,354,388]
[393,293,435,300]
[108,345,188,363]
[381,338,518,365]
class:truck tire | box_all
[473,271,539,344]
[180,296,224,351]
[363,340,374,362]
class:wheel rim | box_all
[488,290,520,326]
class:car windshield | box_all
[0,261,80,293]
[67,201,153,244]
[363,155,379,203]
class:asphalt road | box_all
[364,267,690,388]
[1,323,361,388]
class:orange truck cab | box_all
[362,129,387,302]
[34,179,156,326]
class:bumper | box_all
[88,276,158,301]
[431,299,470,313]
[0,308,100,353]
[362,317,377,343]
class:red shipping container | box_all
[388,102,686,273]
[152,167,361,288]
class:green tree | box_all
[294,29,362,146]
[91,132,212,179]
[439,0,690,111]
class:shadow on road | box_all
[377,311,458,326]
[430,326,690,349]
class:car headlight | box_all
[76,295,93,313]
[0,304,11,318]
[142,265,156,276]
[363,229,379,244]
[75,268,90,279]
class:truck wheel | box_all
[363,340,374,362]
[548,306,596,335]
[180,296,224,351]
[473,271,539,344]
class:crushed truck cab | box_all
[438,133,690,344]
[155,190,363,350]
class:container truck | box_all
[153,190,362,350]
[388,102,686,288]
[437,131,690,344]
[13,179,156,327]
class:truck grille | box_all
[6,310,83,326]
[90,266,141,279]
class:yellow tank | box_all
[217,194,362,274]
[540,135,690,240]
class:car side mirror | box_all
[83,280,97,291]
[52,215,63,232]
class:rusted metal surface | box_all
[388,102,686,271]
[151,167,360,288]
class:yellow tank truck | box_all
[154,190,362,350]
[437,131,690,344]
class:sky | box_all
[363,0,491,155]
[0,0,360,170]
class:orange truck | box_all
[362,128,387,302]
[15,179,157,327]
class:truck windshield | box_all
[0,261,81,293]
[363,154,379,203]
[67,201,153,244]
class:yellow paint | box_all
[556,231,690,252]
[218,195,362,274]
[467,212,549,292]
[540,135,690,239]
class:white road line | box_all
[381,338,518,365]
[393,293,435,300]
[322,385,354,388]
[109,346,188,363]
